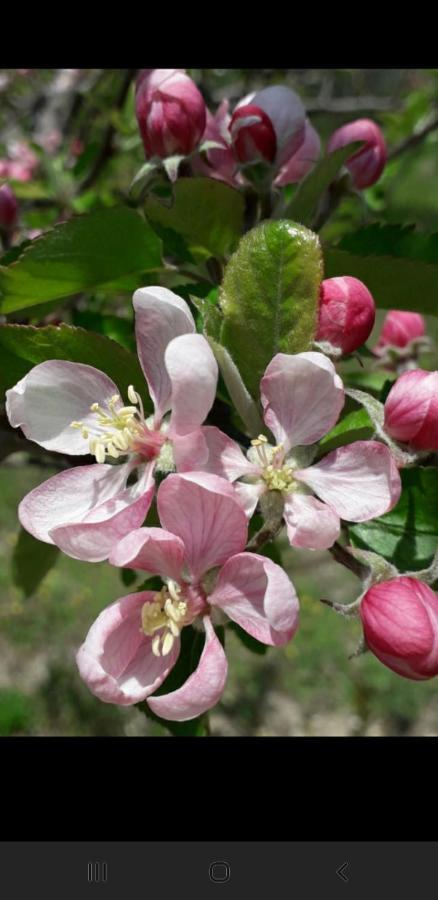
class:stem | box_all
[79,69,136,192]
[329,542,369,580]
[246,518,283,552]
[388,116,438,162]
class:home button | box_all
[209,860,231,883]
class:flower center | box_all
[141,580,188,657]
[250,434,296,494]
[71,385,165,464]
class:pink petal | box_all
[283,492,341,550]
[233,481,266,517]
[295,441,401,523]
[133,287,195,422]
[147,615,227,721]
[109,527,185,582]
[6,360,121,454]
[209,552,299,645]
[260,352,344,451]
[18,462,132,543]
[50,464,155,562]
[157,472,248,581]
[76,591,179,706]
[165,334,218,436]
[173,425,258,480]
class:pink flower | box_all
[191,100,239,186]
[360,577,438,680]
[384,369,438,451]
[6,288,218,562]
[375,310,425,354]
[77,472,299,719]
[176,353,401,551]
[316,276,376,355]
[274,119,321,187]
[0,184,18,230]
[0,141,40,182]
[237,85,306,168]
[327,118,386,189]
[229,103,277,164]
[135,68,206,159]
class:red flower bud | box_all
[316,276,376,354]
[384,369,438,450]
[274,119,321,186]
[135,68,206,159]
[327,118,386,189]
[0,183,18,230]
[375,310,425,354]
[234,85,306,168]
[229,104,277,165]
[360,577,438,680]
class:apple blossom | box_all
[191,100,239,186]
[360,577,438,680]
[384,369,438,451]
[176,352,401,551]
[135,68,206,159]
[0,184,18,230]
[229,104,277,165]
[6,287,218,562]
[316,276,376,355]
[375,310,426,354]
[327,118,387,189]
[77,472,299,719]
[234,85,306,169]
[274,119,321,186]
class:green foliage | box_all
[0,689,34,736]
[349,468,438,570]
[0,206,162,313]
[145,177,244,261]
[0,323,150,409]
[285,142,363,226]
[219,220,322,397]
[318,408,374,455]
[12,528,60,598]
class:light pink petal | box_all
[283,492,341,550]
[233,481,266,517]
[173,425,258,480]
[147,615,227,721]
[76,591,179,706]
[50,463,155,562]
[166,334,218,436]
[133,287,195,422]
[157,472,248,581]
[209,552,299,645]
[5,360,121,454]
[18,461,131,543]
[295,441,401,523]
[260,352,344,451]
[109,527,185,582]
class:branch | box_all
[388,116,438,161]
[79,69,136,192]
[329,541,369,580]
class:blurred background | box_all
[1,68,438,736]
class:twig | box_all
[329,541,369,580]
[79,69,136,192]
[388,116,438,162]
[246,518,283,552]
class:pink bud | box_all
[327,118,386,189]
[237,85,306,167]
[360,577,438,680]
[191,101,239,186]
[229,103,277,164]
[135,68,206,159]
[384,369,438,450]
[375,310,425,354]
[274,119,321,186]
[0,184,18,230]
[316,276,376,354]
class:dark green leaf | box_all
[319,408,374,454]
[145,177,244,260]
[349,468,438,570]
[219,220,322,397]
[71,311,136,352]
[12,527,60,597]
[0,206,162,313]
[285,142,363,226]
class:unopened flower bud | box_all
[229,104,277,164]
[235,85,306,168]
[0,183,18,230]
[360,577,438,679]
[327,118,387,189]
[375,310,425,354]
[274,119,321,186]
[135,68,206,159]
[316,276,376,354]
[384,369,438,450]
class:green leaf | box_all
[0,323,150,409]
[324,224,438,315]
[12,528,60,598]
[318,408,374,454]
[0,206,162,313]
[349,468,438,571]
[219,220,322,397]
[71,311,136,352]
[145,177,244,260]
[285,142,363,226]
